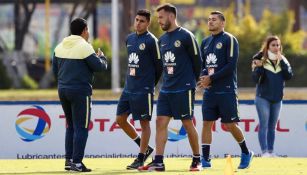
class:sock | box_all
[147,145,154,151]
[238,140,249,154]
[202,144,210,161]
[137,153,145,162]
[192,154,201,162]
[133,136,141,147]
[154,155,164,163]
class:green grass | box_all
[0,157,306,175]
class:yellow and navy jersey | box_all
[252,52,293,102]
[124,31,163,94]
[159,27,201,92]
[200,31,238,94]
[52,35,107,95]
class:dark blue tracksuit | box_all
[200,31,240,123]
[52,35,107,163]
[116,31,163,120]
[157,27,201,119]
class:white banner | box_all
[1,100,307,159]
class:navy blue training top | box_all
[123,31,163,94]
[159,27,201,93]
[200,31,239,94]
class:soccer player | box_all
[197,11,254,169]
[116,9,163,170]
[138,3,202,172]
[52,18,108,172]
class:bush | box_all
[91,38,112,89]
[21,74,38,89]
[221,3,307,87]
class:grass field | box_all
[0,157,306,175]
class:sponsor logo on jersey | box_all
[128,52,139,64]
[206,53,217,64]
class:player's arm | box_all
[150,38,163,86]
[85,53,108,72]
[186,32,202,81]
[209,35,238,81]
[52,53,58,79]
[200,39,208,76]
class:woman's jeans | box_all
[255,96,282,153]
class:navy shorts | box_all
[116,91,153,121]
[202,93,240,123]
[157,90,194,120]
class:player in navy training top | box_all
[116,9,163,170]
[138,4,202,172]
[198,11,253,169]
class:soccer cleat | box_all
[64,159,72,170]
[126,158,144,170]
[144,147,154,162]
[189,161,202,171]
[70,162,91,172]
[201,158,211,168]
[138,161,165,172]
[238,150,254,169]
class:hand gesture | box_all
[97,48,105,57]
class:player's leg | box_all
[201,93,218,168]
[138,92,170,172]
[220,93,253,169]
[127,93,154,170]
[130,93,154,159]
[182,119,202,171]
[70,93,91,172]
[172,90,201,171]
[58,89,73,170]
[201,121,214,168]
[116,92,141,146]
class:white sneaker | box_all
[262,152,271,157]
[269,152,277,157]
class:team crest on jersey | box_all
[174,40,181,47]
[216,42,223,49]
[139,43,146,50]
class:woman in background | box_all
[251,35,293,157]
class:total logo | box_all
[15,106,51,142]
[167,118,196,142]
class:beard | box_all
[161,20,171,31]
[208,26,217,32]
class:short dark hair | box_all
[210,11,225,21]
[70,18,87,35]
[156,3,177,17]
[136,9,151,22]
